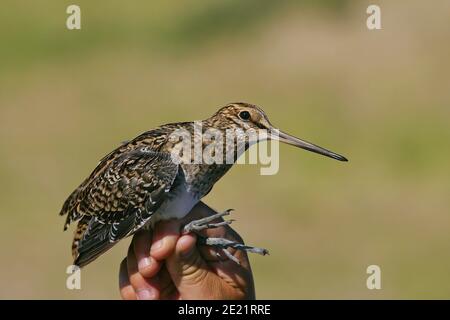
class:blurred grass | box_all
[0,0,450,299]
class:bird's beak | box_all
[270,129,348,162]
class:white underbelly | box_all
[151,184,199,224]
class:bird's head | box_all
[207,102,348,162]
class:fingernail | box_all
[152,239,163,251]
[137,288,156,300]
[138,257,151,270]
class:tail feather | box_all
[72,217,117,267]
[74,242,115,268]
[72,212,141,268]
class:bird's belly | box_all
[152,185,199,224]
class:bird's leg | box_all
[182,209,234,232]
[199,237,269,264]
[182,209,269,265]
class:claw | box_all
[222,248,240,265]
[181,209,269,265]
[204,237,269,264]
[183,209,234,234]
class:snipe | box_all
[60,102,347,267]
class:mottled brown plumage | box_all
[60,102,347,267]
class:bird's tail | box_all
[72,217,116,268]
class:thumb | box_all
[166,234,223,299]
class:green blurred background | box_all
[0,0,449,299]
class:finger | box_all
[201,224,252,270]
[119,258,136,300]
[150,219,181,261]
[180,202,255,299]
[166,233,231,299]
[158,264,179,300]
[201,237,255,299]
[198,242,251,273]
[127,239,161,300]
[223,228,253,270]
[133,230,161,278]
[212,261,255,299]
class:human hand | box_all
[119,202,255,300]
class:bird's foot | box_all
[182,209,269,265]
[183,209,234,233]
[200,237,269,265]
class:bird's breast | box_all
[181,163,233,196]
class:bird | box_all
[60,102,348,267]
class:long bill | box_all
[271,129,348,162]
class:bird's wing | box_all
[64,147,179,267]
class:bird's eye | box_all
[239,111,251,121]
